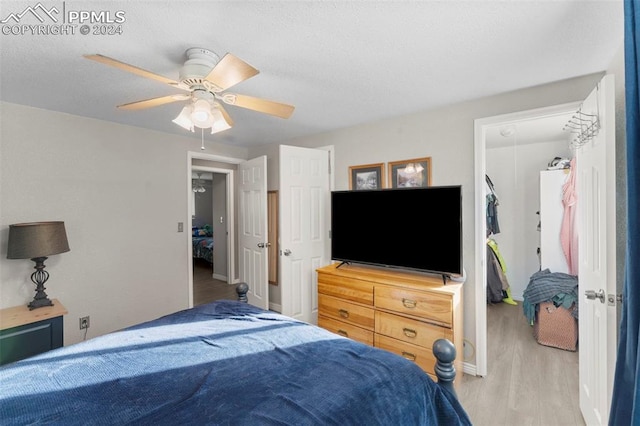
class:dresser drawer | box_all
[375,334,437,378]
[318,294,374,330]
[375,285,452,326]
[318,273,374,305]
[318,315,374,346]
[375,311,451,348]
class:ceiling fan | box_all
[84,48,295,134]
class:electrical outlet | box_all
[79,316,90,330]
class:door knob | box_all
[283,249,292,256]
[585,289,605,304]
[257,242,271,248]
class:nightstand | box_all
[0,299,68,365]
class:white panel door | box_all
[577,75,617,425]
[238,156,269,310]
[279,145,330,323]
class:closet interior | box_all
[485,114,580,352]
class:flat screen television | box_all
[330,186,462,278]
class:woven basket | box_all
[533,302,578,351]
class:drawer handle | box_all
[337,329,348,337]
[402,298,417,308]
[403,328,417,338]
[338,309,349,319]
[401,351,416,361]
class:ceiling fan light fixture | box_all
[172,106,195,132]
[192,172,206,193]
[210,106,232,134]
[191,99,215,128]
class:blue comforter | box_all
[0,301,470,425]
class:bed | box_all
[0,296,470,425]
[192,226,213,264]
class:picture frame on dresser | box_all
[348,163,385,190]
[388,157,432,188]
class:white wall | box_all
[249,72,607,368]
[486,141,572,300]
[0,102,248,345]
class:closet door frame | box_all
[473,101,581,377]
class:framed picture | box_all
[349,163,385,190]
[388,157,432,188]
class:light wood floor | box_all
[193,259,237,305]
[457,302,584,426]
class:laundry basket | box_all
[533,302,578,351]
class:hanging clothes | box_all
[487,239,506,272]
[485,175,500,236]
[560,158,579,275]
[487,239,517,305]
[486,244,508,303]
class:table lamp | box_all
[7,221,70,310]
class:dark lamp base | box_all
[28,297,54,310]
[28,256,54,310]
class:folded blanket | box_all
[523,269,579,325]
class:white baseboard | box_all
[463,362,478,377]
[269,302,282,313]
[213,273,227,281]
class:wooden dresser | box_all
[317,264,463,381]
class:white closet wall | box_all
[539,170,570,274]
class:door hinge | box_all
[608,293,623,306]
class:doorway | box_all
[474,75,619,425]
[187,152,243,308]
[473,101,581,376]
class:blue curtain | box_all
[609,0,640,424]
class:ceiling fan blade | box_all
[84,54,181,87]
[221,93,294,119]
[217,103,235,127]
[204,53,259,91]
[117,94,190,110]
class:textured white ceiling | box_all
[0,1,624,148]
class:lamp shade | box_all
[172,106,195,132]
[7,221,70,259]
[191,99,215,128]
[210,105,232,134]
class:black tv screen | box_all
[331,186,462,276]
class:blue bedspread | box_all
[0,301,470,425]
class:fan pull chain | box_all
[201,128,205,150]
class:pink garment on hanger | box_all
[560,158,579,275]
